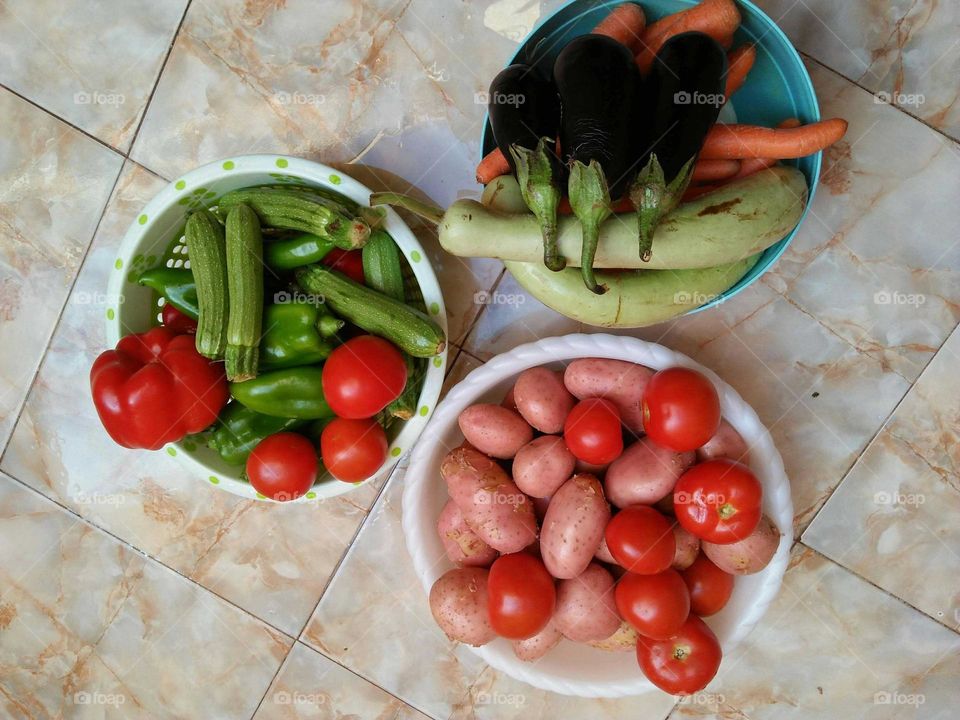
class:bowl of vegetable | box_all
[99,155,448,502]
[402,334,792,697]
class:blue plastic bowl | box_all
[480,0,820,316]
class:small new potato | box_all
[513,621,563,662]
[437,500,498,567]
[458,404,533,459]
[671,524,700,570]
[563,358,653,432]
[513,367,576,433]
[697,419,751,463]
[588,620,639,652]
[702,515,780,575]
[429,567,496,646]
[513,435,576,498]
[604,437,695,508]
[553,563,621,642]
[541,474,611,579]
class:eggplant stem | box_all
[510,139,564,272]
[369,192,444,225]
[568,159,612,294]
[629,155,696,262]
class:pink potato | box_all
[588,620,640,652]
[697,419,751,463]
[671,524,700,570]
[512,621,563,662]
[604,437,695,508]
[429,567,496,646]
[541,474,611,579]
[563,358,654,433]
[513,367,576,433]
[513,435,576,498]
[575,458,611,477]
[502,385,517,410]
[458,404,533,459]
[702,515,781,575]
[437,500,498,567]
[441,446,538,553]
[553,563,622,642]
[532,495,552,522]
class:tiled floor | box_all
[1,1,958,718]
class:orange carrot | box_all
[593,3,647,54]
[635,0,741,73]
[724,44,756,99]
[699,118,848,160]
[725,119,801,179]
[476,147,511,184]
[692,158,741,182]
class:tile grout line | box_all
[456,266,506,354]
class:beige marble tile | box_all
[0,472,291,719]
[254,642,431,720]
[0,88,123,450]
[0,0,188,151]
[802,324,960,630]
[755,0,960,141]
[0,161,380,637]
[670,546,960,720]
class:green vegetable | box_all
[185,209,229,358]
[208,403,307,465]
[216,186,371,249]
[260,301,343,370]
[137,267,199,319]
[567,158,613,293]
[361,230,405,301]
[387,356,425,419]
[295,266,446,358]
[265,232,335,270]
[230,366,333,419]
[224,204,264,381]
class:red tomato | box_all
[322,336,408,419]
[642,367,721,452]
[160,303,197,334]
[246,432,317,501]
[563,398,624,465]
[487,553,556,639]
[605,506,676,574]
[636,615,722,695]
[673,459,762,544]
[321,248,365,284]
[321,417,388,482]
[681,553,735,617]
[615,570,690,640]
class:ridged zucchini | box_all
[185,210,228,358]
[224,204,264,381]
[361,230,405,301]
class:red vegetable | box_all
[636,614,722,694]
[321,417,388,482]
[161,303,198,334]
[321,248,366,284]
[247,432,318,501]
[642,367,721,452]
[673,459,763,544]
[487,553,556,639]
[322,335,408,419]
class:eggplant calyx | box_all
[629,154,696,262]
[568,159,612,294]
[369,192,443,225]
[510,139,564,272]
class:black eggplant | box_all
[488,65,566,271]
[554,34,643,293]
[631,32,728,261]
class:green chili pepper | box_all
[260,302,344,370]
[264,232,336,270]
[208,403,307,465]
[229,366,333,419]
[137,267,199,319]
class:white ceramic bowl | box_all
[105,154,448,502]
[403,334,791,697]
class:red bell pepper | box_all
[320,248,365,284]
[161,303,198,334]
[90,327,228,450]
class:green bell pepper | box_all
[208,402,307,465]
[264,232,336,270]
[260,302,344,370]
[138,267,199,319]
[230,366,333,419]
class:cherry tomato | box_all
[681,553,734,617]
[321,248,366,284]
[673,459,762,544]
[487,553,556,639]
[321,417,388,482]
[161,303,197,334]
[636,615,722,695]
[322,336,408,419]
[642,367,721,452]
[615,569,690,640]
[563,398,624,465]
[605,506,676,574]
[246,432,317,501]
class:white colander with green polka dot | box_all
[106,155,448,502]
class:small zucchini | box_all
[295,266,445,358]
[185,210,228,359]
[224,204,264,381]
[361,230,405,301]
